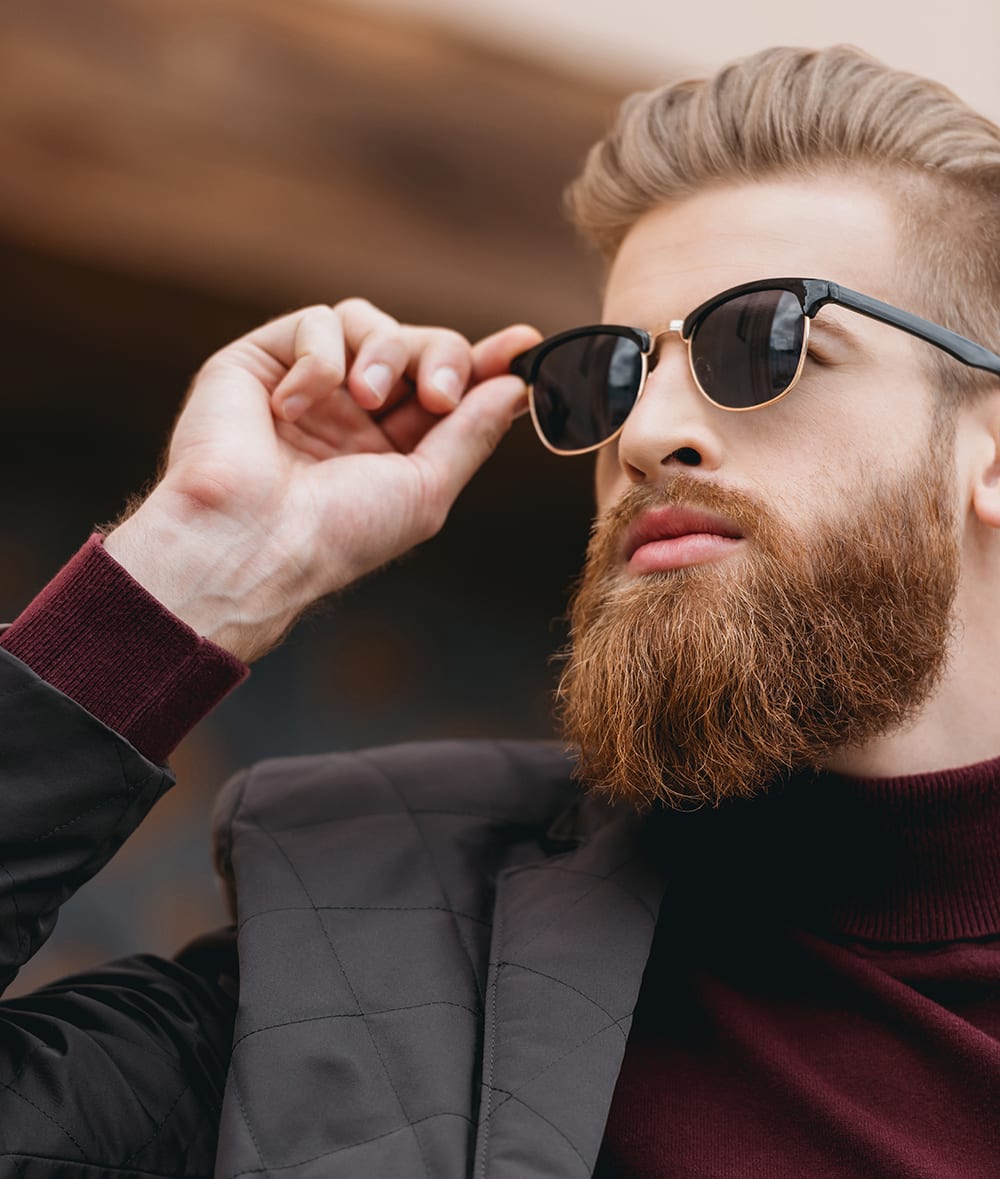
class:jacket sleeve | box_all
[0,647,176,993]
[0,649,236,1174]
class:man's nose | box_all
[615,339,726,482]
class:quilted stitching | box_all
[357,751,487,1006]
[230,998,480,1053]
[485,1008,632,1118]
[0,673,166,980]
[119,1085,191,1167]
[216,741,561,1178]
[475,812,663,1177]
[237,905,489,931]
[228,814,435,1179]
[0,1076,89,1161]
[214,740,653,1179]
[0,1154,209,1177]
[490,1092,593,1171]
[226,1112,475,1178]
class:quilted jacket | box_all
[0,648,668,1178]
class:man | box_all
[2,43,1000,1178]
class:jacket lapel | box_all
[474,804,666,1178]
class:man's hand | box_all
[104,300,540,661]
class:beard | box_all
[557,437,960,810]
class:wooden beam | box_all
[0,0,628,334]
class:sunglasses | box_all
[509,277,1000,456]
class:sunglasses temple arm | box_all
[827,285,1000,377]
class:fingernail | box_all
[431,366,462,406]
[364,363,394,402]
[282,394,309,421]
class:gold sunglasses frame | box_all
[515,274,1000,458]
[525,315,811,458]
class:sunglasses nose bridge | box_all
[653,320,687,344]
[618,319,729,475]
[645,320,686,373]
[634,319,715,422]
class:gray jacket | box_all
[212,740,667,1178]
[0,649,666,1178]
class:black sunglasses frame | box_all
[510,278,1000,456]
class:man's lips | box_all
[624,506,745,573]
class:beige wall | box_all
[359,0,1000,125]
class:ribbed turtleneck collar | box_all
[649,754,1000,944]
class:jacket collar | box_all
[475,801,667,1178]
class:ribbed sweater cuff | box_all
[0,534,248,763]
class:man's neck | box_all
[825,578,1000,779]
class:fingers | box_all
[239,300,541,448]
[265,300,401,422]
[411,372,529,523]
[259,299,481,426]
[377,322,542,453]
[367,321,544,452]
[471,323,543,385]
[409,329,474,413]
[376,398,440,455]
[337,299,414,412]
[270,305,348,421]
[275,394,395,460]
[348,335,478,421]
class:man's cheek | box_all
[593,446,624,511]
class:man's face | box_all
[558,177,963,807]
[593,176,942,518]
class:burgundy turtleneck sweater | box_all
[5,537,1000,1176]
[597,762,1000,1177]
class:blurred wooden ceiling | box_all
[0,0,627,338]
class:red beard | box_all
[557,445,959,810]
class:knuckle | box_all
[295,304,338,332]
[434,328,471,353]
[333,297,398,333]
[361,330,407,363]
[302,302,334,318]
[298,352,344,386]
[332,296,374,316]
[423,331,471,371]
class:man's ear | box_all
[970,388,1000,529]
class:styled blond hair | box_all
[566,45,1000,399]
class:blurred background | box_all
[3,0,998,992]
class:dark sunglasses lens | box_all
[691,289,804,408]
[532,333,643,452]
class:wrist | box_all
[103,486,311,663]
[1,534,248,760]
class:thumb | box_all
[413,373,528,508]
[471,323,542,384]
